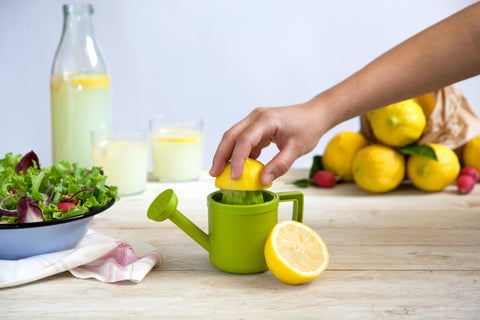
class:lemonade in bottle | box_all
[51,4,111,168]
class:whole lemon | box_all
[414,93,436,119]
[366,110,375,123]
[352,144,405,193]
[407,143,460,192]
[370,99,426,147]
[463,136,480,173]
[322,131,369,181]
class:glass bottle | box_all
[50,4,111,168]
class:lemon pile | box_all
[322,95,465,193]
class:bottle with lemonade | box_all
[51,4,111,168]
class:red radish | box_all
[460,167,479,182]
[312,170,336,188]
[58,202,76,212]
[457,175,476,194]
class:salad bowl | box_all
[0,150,119,260]
[0,199,115,260]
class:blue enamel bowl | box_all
[0,200,115,260]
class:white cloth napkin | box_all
[0,229,162,288]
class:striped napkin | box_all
[0,229,162,288]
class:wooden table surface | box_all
[3,169,480,319]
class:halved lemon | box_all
[264,220,329,285]
[215,158,272,191]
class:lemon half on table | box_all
[264,220,329,285]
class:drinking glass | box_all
[150,115,204,181]
[91,124,149,196]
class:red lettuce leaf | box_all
[17,195,44,223]
[15,150,40,174]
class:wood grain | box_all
[2,169,479,319]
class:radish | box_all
[460,167,479,182]
[457,175,476,194]
[312,170,336,188]
[58,202,76,212]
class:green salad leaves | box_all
[0,151,118,224]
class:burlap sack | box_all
[360,85,480,156]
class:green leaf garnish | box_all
[398,144,438,161]
[308,155,324,179]
[291,179,315,188]
[291,155,324,187]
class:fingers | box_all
[209,109,262,177]
[249,139,272,160]
[261,144,298,186]
[209,106,302,185]
[229,119,272,179]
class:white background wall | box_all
[1,0,479,170]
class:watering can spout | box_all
[147,189,211,252]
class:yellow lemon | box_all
[352,144,405,193]
[414,93,436,119]
[215,158,272,191]
[407,143,460,192]
[322,131,369,181]
[370,99,426,147]
[463,136,480,173]
[264,220,329,285]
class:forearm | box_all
[312,2,480,128]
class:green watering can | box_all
[147,189,304,274]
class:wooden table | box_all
[3,169,480,319]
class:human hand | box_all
[209,102,330,185]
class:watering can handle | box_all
[277,191,304,223]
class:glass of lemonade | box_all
[150,115,204,181]
[91,124,149,196]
